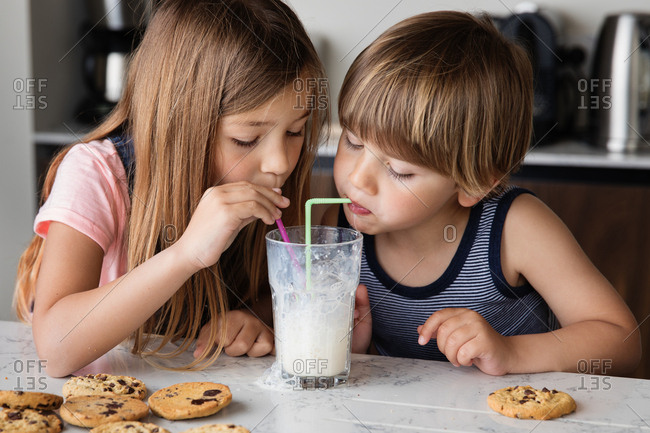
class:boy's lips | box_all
[348,201,371,215]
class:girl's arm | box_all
[500,193,641,375]
[33,221,197,377]
[33,183,288,377]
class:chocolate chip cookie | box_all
[60,394,149,428]
[0,390,63,411]
[0,408,62,433]
[63,374,147,400]
[487,385,576,420]
[148,382,232,420]
[89,420,171,432]
[180,425,250,433]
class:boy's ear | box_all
[457,190,482,207]
[457,179,500,207]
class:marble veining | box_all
[1,320,649,432]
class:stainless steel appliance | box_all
[592,13,650,152]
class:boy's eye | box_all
[344,135,363,150]
[387,166,413,181]
[232,137,259,147]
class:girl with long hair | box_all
[14,0,328,377]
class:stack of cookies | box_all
[1,374,249,432]
[0,389,63,433]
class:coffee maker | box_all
[78,0,152,123]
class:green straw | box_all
[304,198,351,290]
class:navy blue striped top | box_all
[340,187,556,361]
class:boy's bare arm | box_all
[501,194,641,375]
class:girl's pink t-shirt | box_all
[34,139,131,286]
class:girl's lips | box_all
[348,201,371,215]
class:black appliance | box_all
[77,0,152,123]
[495,11,586,144]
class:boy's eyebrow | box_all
[233,110,311,127]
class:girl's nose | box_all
[260,137,291,176]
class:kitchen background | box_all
[1,1,649,376]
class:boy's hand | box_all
[417,308,514,376]
[194,309,274,358]
[351,284,372,353]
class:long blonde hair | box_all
[339,11,533,197]
[14,0,329,369]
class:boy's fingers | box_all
[418,311,446,344]
[456,340,479,367]
[419,308,469,343]
[356,284,369,303]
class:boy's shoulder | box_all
[481,186,549,235]
[497,186,560,240]
[485,185,533,203]
[480,185,536,213]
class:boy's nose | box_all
[348,153,377,195]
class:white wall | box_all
[0,0,36,321]
[289,0,650,121]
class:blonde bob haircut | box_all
[15,0,328,369]
[339,11,533,197]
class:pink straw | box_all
[275,219,301,272]
[275,218,291,243]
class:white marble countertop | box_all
[1,320,650,432]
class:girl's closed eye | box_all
[232,137,259,147]
[233,126,304,147]
[287,128,304,138]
